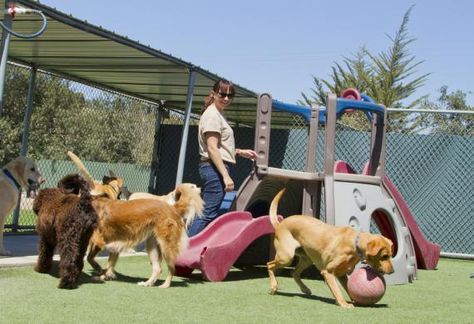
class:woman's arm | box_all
[236,148,257,160]
[205,132,234,192]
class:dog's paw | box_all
[158,282,170,289]
[340,302,355,309]
[269,288,278,295]
[100,272,116,281]
[34,265,50,273]
[91,275,105,282]
[58,280,78,289]
[301,286,312,295]
[137,281,154,287]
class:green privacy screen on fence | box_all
[155,125,473,255]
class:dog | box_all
[87,183,203,288]
[33,174,98,289]
[66,151,125,199]
[267,189,394,308]
[0,156,45,256]
[128,183,201,205]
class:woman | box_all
[187,79,257,237]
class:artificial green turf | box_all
[0,257,472,323]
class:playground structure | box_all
[173,91,441,284]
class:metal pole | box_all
[20,67,36,156]
[147,102,163,193]
[12,66,37,231]
[175,70,196,186]
[0,6,12,115]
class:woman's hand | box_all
[223,175,234,192]
[237,149,257,160]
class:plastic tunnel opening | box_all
[371,208,399,256]
[244,178,304,218]
[234,178,304,266]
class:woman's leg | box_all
[187,163,228,237]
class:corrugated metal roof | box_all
[1,0,274,125]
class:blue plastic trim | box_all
[271,99,314,122]
[271,95,384,124]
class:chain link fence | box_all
[156,106,473,256]
[2,62,473,256]
[1,63,158,231]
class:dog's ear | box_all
[102,175,113,184]
[109,170,117,178]
[174,187,183,202]
[366,237,386,257]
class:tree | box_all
[299,6,430,131]
[1,64,157,166]
[411,86,473,135]
[0,67,31,163]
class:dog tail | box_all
[67,151,95,186]
[269,188,286,230]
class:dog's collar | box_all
[109,183,120,195]
[2,169,21,191]
[354,233,366,263]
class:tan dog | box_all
[87,183,203,288]
[267,189,394,309]
[66,151,124,200]
[128,183,201,205]
[0,156,45,256]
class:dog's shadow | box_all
[44,261,105,287]
[275,290,388,308]
[176,265,270,284]
[84,269,191,288]
[176,266,323,284]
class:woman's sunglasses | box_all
[217,92,235,99]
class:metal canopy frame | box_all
[0,0,263,125]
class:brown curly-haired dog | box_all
[33,174,98,289]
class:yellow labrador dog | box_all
[67,151,125,200]
[267,189,394,308]
[0,156,45,256]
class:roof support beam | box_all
[175,69,196,186]
[0,4,12,115]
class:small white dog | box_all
[0,156,44,256]
[128,183,201,205]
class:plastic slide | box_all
[379,176,441,269]
[335,160,440,269]
[175,211,282,281]
[349,161,440,270]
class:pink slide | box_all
[175,211,281,281]
[380,176,441,269]
[336,161,440,269]
[335,161,441,270]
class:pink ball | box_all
[347,266,386,305]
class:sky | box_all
[38,0,473,106]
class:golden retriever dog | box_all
[66,151,125,200]
[128,183,201,205]
[267,189,394,309]
[0,156,45,256]
[87,183,203,288]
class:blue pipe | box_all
[271,95,384,124]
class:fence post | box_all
[175,69,196,186]
[148,102,164,193]
[0,2,12,115]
